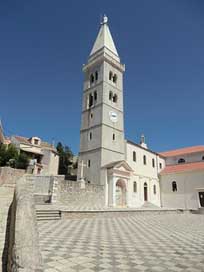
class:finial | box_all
[101,14,108,25]
[140,134,145,144]
[140,133,148,149]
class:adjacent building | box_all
[11,135,59,175]
[160,146,204,210]
[77,16,204,210]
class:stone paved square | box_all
[38,213,204,271]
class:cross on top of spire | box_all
[101,14,108,25]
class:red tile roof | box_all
[159,146,204,157]
[160,161,204,175]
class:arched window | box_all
[95,71,98,81]
[94,91,97,101]
[178,158,185,164]
[109,71,113,80]
[88,93,93,108]
[113,133,115,140]
[159,163,162,169]
[152,158,155,168]
[90,74,94,84]
[133,151,136,162]
[113,74,117,83]
[109,91,113,101]
[143,155,147,165]
[153,184,156,194]
[172,181,177,192]
[144,182,148,201]
[113,94,118,103]
[133,181,137,193]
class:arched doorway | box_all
[144,182,148,201]
[115,179,126,207]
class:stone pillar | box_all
[50,176,58,203]
[126,178,130,207]
[112,176,117,207]
[105,172,109,207]
[80,179,86,189]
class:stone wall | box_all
[7,177,43,271]
[0,167,25,186]
[59,180,105,209]
[27,175,65,204]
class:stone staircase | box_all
[140,202,161,209]
[0,184,15,272]
[191,207,204,214]
[36,209,61,221]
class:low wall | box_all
[26,175,64,204]
[59,180,105,209]
[0,167,25,186]
[7,177,44,271]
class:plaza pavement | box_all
[38,213,204,272]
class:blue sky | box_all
[0,0,204,154]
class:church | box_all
[77,16,204,210]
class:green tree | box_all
[56,142,73,175]
[16,152,30,169]
[0,144,29,169]
[5,144,18,166]
[0,144,7,166]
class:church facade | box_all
[77,16,204,210]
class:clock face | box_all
[109,111,118,123]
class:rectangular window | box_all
[152,158,155,168]
[159,163,162,169]
[133,151,136,162]
[34,139,39,145]
[143,155,147,165]
[90,132,92,140]
[88,160,91,168]
[133,182,137,193]
[88,94,93,108]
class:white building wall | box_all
[127,175,161,208]
[165,152,204,165]
[160,170,204,209]
[124,141,163,207]
[126,141,165,178]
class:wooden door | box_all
[144,185,148,201]
[116,185,123,206]
[199,192,204,207]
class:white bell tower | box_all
[77,16,125,185]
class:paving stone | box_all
[38,213,204,272]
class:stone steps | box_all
[191,207,204,214]
[36,209,61,221]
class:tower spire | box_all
[89,15,119,59]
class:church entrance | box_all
[199,192,204,207]
[115,179,126,207]
[144,182,148,201]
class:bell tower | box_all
[77,16,125,185]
